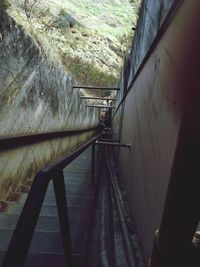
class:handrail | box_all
[80,96,117,101]
[105,148,138,267]
[85,105,115,109]
[43,132,102,175]
[0,126,99,151]
[2,131,102,267]
[73,86,120,91]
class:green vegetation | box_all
[53,8,80,29]
[119,31,135,53]
[0,0,10,9]
[64,55,118,88]
[8,0,141,88]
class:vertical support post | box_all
[2,171,49,267]
[98,108,101,121]
[92,143,95,184]
[53,171,74,267]
[97,139,100,163]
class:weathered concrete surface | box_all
[0,11,98,135]
[127,0,175,88]
[113,0,200,264]
[0,131,95,202]
[0,10,98,203]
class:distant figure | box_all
[104,108,112,128]
[98,119,105,131]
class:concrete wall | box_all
[113,0,200,265]
[125,0,176,88]
[0,10,99,204]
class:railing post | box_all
[53,171,74,267]
[2,171,49,267]
[92,143,95,184]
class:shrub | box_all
[0,0,10,9]
[119,32,134,53]
[54,8,78,29]
[63,56,118,92]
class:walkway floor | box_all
[0,146,95,267]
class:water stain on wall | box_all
[0,10,99,203]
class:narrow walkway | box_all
[0,146,95,267]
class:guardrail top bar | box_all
[80,96,117,101]
[44,132,102,174]
[96,141,131,149]
[73,86,120,91]
[0,127,99,152]
[85,105,116,109]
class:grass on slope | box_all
[8,0,141,88]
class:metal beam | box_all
[0,126,99,152]
[73,86,120,91]
[91,143,95,184]
[103,128,120,134]
[80,96,117,101]
[85,105,116,109]
[53,171,74,267]
[103,133,120,136]
[106,149,137,267]
[96,141,131,149]
[100,138,120,142]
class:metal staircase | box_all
[0,147,95,267]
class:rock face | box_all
[0,10,99,204]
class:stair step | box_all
[0,147,95,267]
[45,188,93,198]
[44,180,93,197]
[64,167,92,173]
[0,229,87,254]
[25,253,82,267]
[46,184,93,196]
[25,253,66,267]
[65,173,91,178]
[65,170,91,174]
[64,176,92,181]
[7,204,92,218]
[43,194,92,206]
[0,213,91,233]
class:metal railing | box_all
[2,131,102,267]
[0,126,98,151]
[73,86,120,91]
[105,148,137,267]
